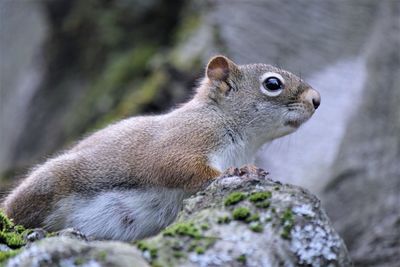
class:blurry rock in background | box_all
[1,0,399,266]
[0,0,47,181]
[0,0,190,184]
[323,1,400,266]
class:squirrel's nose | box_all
[303,88,321,110]
[312,95,320,109]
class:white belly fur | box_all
[45,188,187,241]
[209,138,258,172]
[44,141,259,241]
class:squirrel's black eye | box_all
[263,77,283,91]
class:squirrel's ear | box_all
[206,55,238,81]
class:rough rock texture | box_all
[323,1,400,266]
[1,167,351,267]
[135,167,352,267]
[6,237,149,267]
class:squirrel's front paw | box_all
[239,164,269,178]
[222,165,269,179]
[222,167,241,177]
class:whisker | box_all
[246,116,259,127]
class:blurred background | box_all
[1,0,399,266]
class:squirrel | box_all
[2,55,320,241]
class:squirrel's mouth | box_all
[283,108,313,128]
[284,116,310,128]
[285,120,302,128]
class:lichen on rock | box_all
[135,166,352,267]
[5,236,149,267]
[1,167,352,267]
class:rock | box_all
[6,237,149,267]
[0,212,147,266]
[323,2,400,266]
[1,167,351,266]
[0,244,11,252]
[135,167,352,267]
[24,229,47,244]
[56,228,87,241]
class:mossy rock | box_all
[0,211,28,264]
[135,167,352,267]
[224,192,247,206]
[5,237,149,267]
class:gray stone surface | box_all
[323,1,400,266]
[0,0,47,174]
[136,167,352,267]
[6,237,149,267]
[2,167,351,267]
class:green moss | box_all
[200,223,209,230]
[0,232,25,248]
[281,229,291,240]
[136,241,158,259]
[249,191,272,202]
[163,222,201,239]
[237,254,247,264]
[0,212,13,231]
[245,213,260,223]
[13,225,25,234]
[74,257,85,265]
[280,208,295,240]
[173,251,185,259]
[150,248,158,258]
[170,240,182,251]
[194,246,205,254]
[255,201,271,209]
[188,237,215,255]
[203,237,217,249]
[188,240,197,252]
[281,208,294,223]
[249,223,263,233]
[96,251,107,261]
[232,207,251,221]
[151,261,163,267]
[0,211,27,251]
[217,215,231,224]
[0,249,21,263]
[46,232,57,238]
[0,212,38,264]
[224,192,247,206]
[136,240,149,250]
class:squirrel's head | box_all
[198,55,321,141]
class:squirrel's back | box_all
[3,109,223,229]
